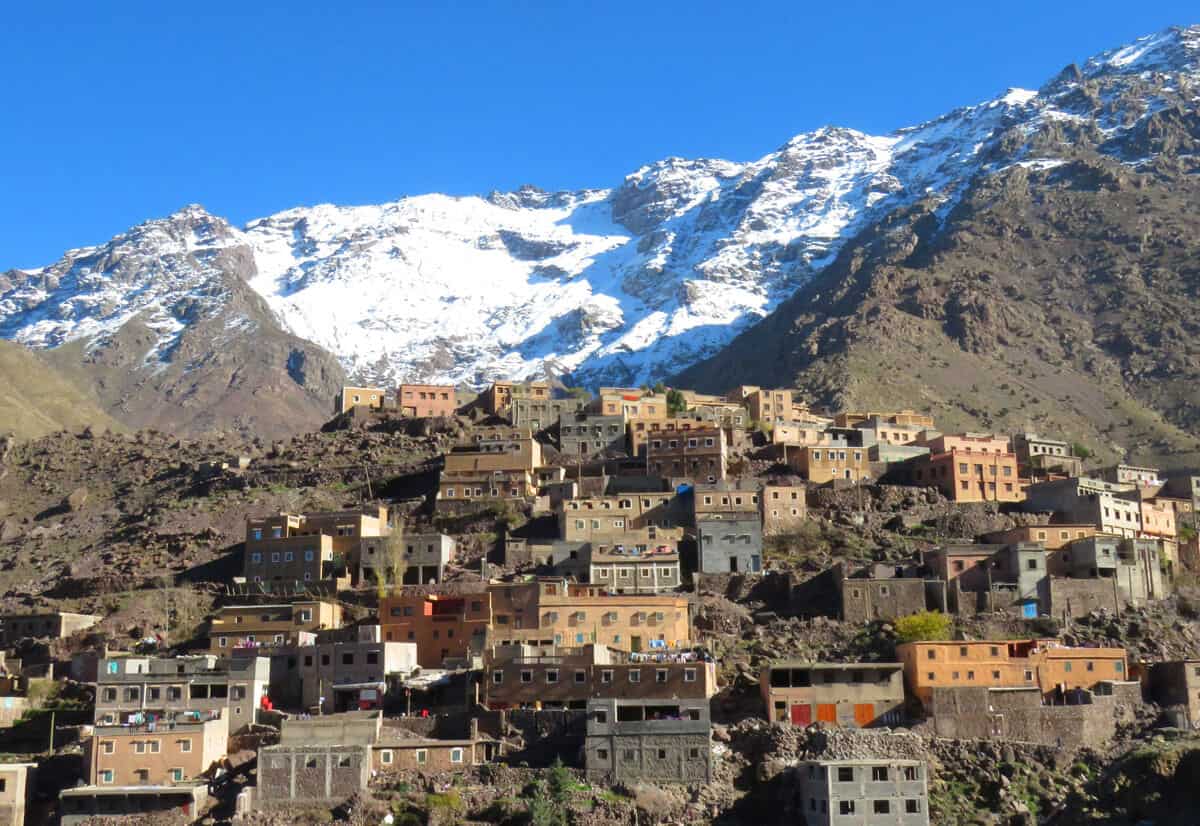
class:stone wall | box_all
[928,684,1140,750]
[501,709,588,766]
[1048,578,1122,619]
[256,744,370,808]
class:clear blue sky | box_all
[1,1,1194,267]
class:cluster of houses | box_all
[1,380,1199,825]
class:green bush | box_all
[894,611,952,643]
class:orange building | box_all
[1141,499,1177,540]
[397,384,457,418]
[897,639,1129,708]
[379,590,492,667]
[910,434,1021,503]
[337,386,386,414]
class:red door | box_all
[790,704,811,725]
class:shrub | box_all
[894,611,952,643]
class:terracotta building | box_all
[726,386,793,424]
[396,384,457,418]
[646,427,727,482]
[379,589,492,667]
[86,712,228,787]
[897,639,1129,709]
[244,508,388,590]
[910,436,1021,503]
[488,579,692,652]
[760,662,905,727]
[483,644,717,709]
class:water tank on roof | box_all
[676,483,692,495]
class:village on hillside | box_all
[3,378,1200,825]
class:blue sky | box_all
[1,2,1194,267]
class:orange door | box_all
[790,704,811,725]
[853,703,875,727]
[816,704,837,723]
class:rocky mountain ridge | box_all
[1,25,1197,439]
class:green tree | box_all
[666,388,686,416]
[894,611,952,643]
[526,759,572,826]
[1072,442,1092,460]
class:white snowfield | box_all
[2,26,1197,388]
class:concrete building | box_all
[95,654,270,733]
[693,479,761,519]
[1012,432,1082,479]
[628,418,703,457]
[834,410,935,429]
[256,744,370,810]
[511,396,584,431]
[0,611,101,647]
[646,427,727,482]
[1045,536,1167,617]
[437,468,536,503]
[588,545,681,594]
[295,631,419,713]
[929,682,1142,749]
[726,386,793,424]
[761,662,905,727]
[980,525,1097,576]
[922,543,1047,617]
[488,579,692,652]
[1024,477,1144,538]
[558,412,627,458]
[897,639,1129,710]
[697,515,762,574]
[793,759,929,825]
[60,786,208,826]
[1099,464,1164,488]
[379,589,491,667]
[396,384,457,418]
[484,644,717,710]
[480,380,552,416]
[584,697,711,785]
[244,508,388,590]
[208,600,343,652]
[0,763,35,826]
[835,564,930,624]
[358,532,455,586]
[337,386,386,414]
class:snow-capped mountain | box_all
[2,25,1198,395]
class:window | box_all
[872,766,889,781]
[684,668,696,682]
[839,801,855,815]
[102,740,114,754]
[574,670,587,684]
[656,669,668,683]
[415,749,428,765]
[100,770,114,785]
[904,765,918,781]
[178,739,192,753]
[629,670,641,683]
[546,669,559,684]
[873,800,891,815]
[906,799,921,814]
[170,768,184,782]
[367,652,379,665]
[381,750,393,765]
[521,670,533,684]
[342,653,354,666]
[597,748,609,760]
[450,748,464,764]
[601,670,613,684]
[837,767,854,782]
[595,709,608,723]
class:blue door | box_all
[1022,603,1037,619]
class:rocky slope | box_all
[678,25,1200,468]
[0,341,124,440]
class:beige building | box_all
[87,714,228,787]
[0,763,35,826]
[588,545,682,595]
[489,579,691,652]
[762,480,808,535]
[591,389,668,421]
[559,494,688,545]
[396,384,457,418]
[646,427,727,482]
[0,611,101,647]
[727,386,793,424]
[628,417,704,456]
[208,600,343,652]
[337,386,386,414]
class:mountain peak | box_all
[1083,24,1200,78]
